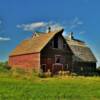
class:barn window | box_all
[54,36,58,48]
[55,55,61,64]
[55,58,60,63]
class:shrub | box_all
[0,61,11,72]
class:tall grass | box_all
[0,76,100,100]
[0,62,100,100]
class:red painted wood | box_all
[9,53,40,71]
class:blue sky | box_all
[0,0,100,66]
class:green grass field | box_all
[0,74,100,100]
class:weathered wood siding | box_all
[72,62,96,75]
[9,53,40,71]
[41,34,73,72]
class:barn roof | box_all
[66,34,97,62]
[10,29,64,56]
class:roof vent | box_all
[48,26,51,33]
[68,32,74,40]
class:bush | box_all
[0,61,11,72]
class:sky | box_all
[0,0,100,66]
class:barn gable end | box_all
[40,32,73,73]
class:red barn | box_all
[9,29,73,74]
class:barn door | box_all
[47,58,52,71]
[52,55,64,74]
[52,64,63,75]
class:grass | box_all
[0,74,100,100]
[0,63,100,100]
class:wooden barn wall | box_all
[41,34,73,72]
[9,53,40,71]
[72,62,96,74]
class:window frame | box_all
[55,55,62,64]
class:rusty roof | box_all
[10,29,64,56]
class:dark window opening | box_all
[54,36,58,48]
[55,55,62,64]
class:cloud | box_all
[69,17,83,30]
[79,31,86,34]
[0,19,11,42]
[62,17,85,35]
[16,18,84,35]
[17,21,63,32]
[0,37,11,41]
[16,22,46,32]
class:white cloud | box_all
[0,37,11,41]
[0,19,10,41]
[79,31,86,34]
[63,17,85,35]
[17,21,63,32]
[16,18,84,34]
[69,17,83,30]
[16,22,47,32]
[73,17,83,25]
